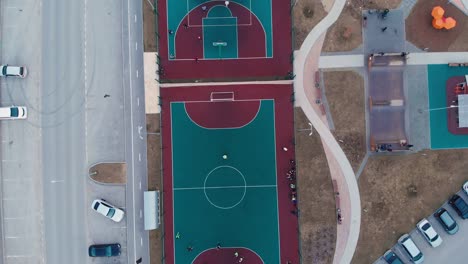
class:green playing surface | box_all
[170,100,280,263]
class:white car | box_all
[417,218,442,247]
[0,106,27,120]
[0,65,27,78]
[463,181,468,196]
[91,199,124,222]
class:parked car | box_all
[463,181,468,196]
[434,208,459,235]
[398,234,424,264]
[417,218,443,247]
[0,65,27,78]
[0,106,27,120]
[448,194,468,219]
[91,199,124,222]
[88,243,121,257]
[383,250,403,264]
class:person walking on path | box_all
[216,242,221,250]
[187,245,193,252]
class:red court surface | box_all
[447,76,468,134]
[175,2,266,60]
[160,83,299,263]
[157,1,292,80]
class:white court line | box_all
[174,184,277,191]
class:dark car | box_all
[448,194,468,219]
[383,250,403,264]
[434,208,459,234]
[88,243,121,257]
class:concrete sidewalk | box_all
[319,55,365,68]
[318,52,468,69]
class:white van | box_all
[398,234,424,263]
[0,106,27,120]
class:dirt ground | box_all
[295,108,337,264]
[322,0,402,52]
[292,0,327,50]
[147,113,162,264]
[406,0,468,52]
[89,163,127,184]
[323,71,366,172]
[143,0,157,52]
[352,149,468,263]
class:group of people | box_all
[287,159,297,206]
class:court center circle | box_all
[204,166,246,209]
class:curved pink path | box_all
[185,100,260,128]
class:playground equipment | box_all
[431,6,457,30]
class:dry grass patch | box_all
[323,71,366,172]
[352,149,468,263]
[295,108,336,264]
[293,0,327,50]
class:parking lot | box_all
[0,0,43,262]
[374,189,468,264]
[87,179,127,264]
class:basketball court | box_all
[160,84,298,263]
[156,0,292,80]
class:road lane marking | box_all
[50,180,64,183]
[136,70,139,78]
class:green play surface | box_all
[203,17,238,59]
[170,100,280,263]
[428,64,468,149]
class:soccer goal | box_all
[210,92,235,102]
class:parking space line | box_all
[6,255,32,258]
[4,217,25,220]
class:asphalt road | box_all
[0,0,148,262]
[41,0,149,262]
[42,0,87,263]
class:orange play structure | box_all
[431,6,457,30]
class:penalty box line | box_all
[174,184,277,191]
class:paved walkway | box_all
[319,55,365,68]
[407,52,468,65]
[293,0,361,263]
[318,52,468,69]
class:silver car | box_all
[398,234,424,264]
